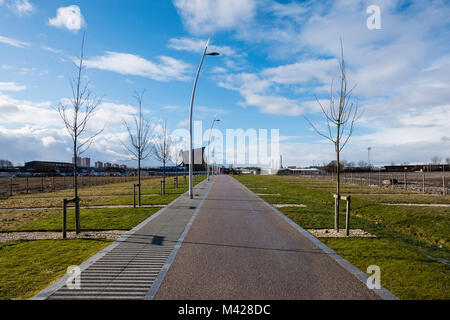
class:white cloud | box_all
[84,52,192,82]
[168,37,237,56]
[48,5,85,31]
[0,35,30,48]
[0,82,26,91]
[173,0,256,34]
[5,0,34,16]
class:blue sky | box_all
[0,0,449,167]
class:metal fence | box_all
[0,175,155,199]
[296,171,449,195]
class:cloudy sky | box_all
[0,0,449,167]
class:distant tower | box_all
[280,155,283,169]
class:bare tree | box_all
[57,34,102,234]
[305,40,359,232]
[0,160,14,168]
[153,120,173,195]
[120,90,153,207]
[431,156,441,165]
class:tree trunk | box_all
[73,144,80,234]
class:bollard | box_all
[345,196,351,237]
[133,185,136,208]
[174,177,178,189]
[62,199,67,239]
[75,197,80,235]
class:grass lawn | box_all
[235,174,450,300]
[0,239,112,300]
[17,207,160,231]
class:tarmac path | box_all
[155,175,382,300]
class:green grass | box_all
[0,239,112,300]
[16,207,160,231]
[235,174,450,300]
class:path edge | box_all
[234,176,399,301]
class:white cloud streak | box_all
[0,35,30,48]
[84,52,192,82]
[173,0,256,34]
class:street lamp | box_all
[207,117,221,181]
[189,39,220,199]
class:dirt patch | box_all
[273,204,307,208]
[381,203,450,207]
[307,229,377,238]
[0,230,127,242]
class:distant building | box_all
[104,162,112,168]
[25,161,72,173]
[182,147,206,171]
[95,161,103,169]
[119,164,127,170]
[112,164,119,168]
[72,157,90,167]
[81,158,90,167]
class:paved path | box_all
[155,175,384,300]
[32,179,212,300]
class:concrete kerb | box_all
[234,176,399,301]
[144,177,215,300]
[31,177,210,300]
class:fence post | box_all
[378,169,381,187]
[404,173,407,190]
[9,177,13,197]
[345,196,351,237]
[422,172,425,193]
[41,176,44,192]
[391,173,394,190]
[443,176,446,196]
[62,199,67,239]
[26,177,29,194]
[52,176,55,191]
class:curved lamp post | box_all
[207,117,220,182]
[189,39,220,199]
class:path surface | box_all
[155,175,381,300]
